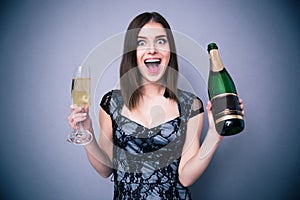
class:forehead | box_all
[138,22,167,37]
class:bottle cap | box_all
[207,43,218,52]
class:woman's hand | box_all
[206,97,245,139]
[239,97,245,117]
[68,104,93,133]
[206,101,223,141]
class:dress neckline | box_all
[119,114,180,130]
[112,89,182,130]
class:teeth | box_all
[145,59,161,63]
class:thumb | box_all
[84,105,90,114]
[206,101,216,129]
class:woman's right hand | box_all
[68,104,93,133]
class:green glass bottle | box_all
[207,43,244,136]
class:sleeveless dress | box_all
[100,89,204,200]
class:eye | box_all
[137,40,146,46]
[157,38,167,45]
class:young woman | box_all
[68,12,244,200]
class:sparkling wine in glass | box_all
[67,66,93,145]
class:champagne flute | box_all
[67,65,93,145]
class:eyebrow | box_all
[137,35,167,39]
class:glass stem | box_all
[77,121,85,135]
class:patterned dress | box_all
[100,89,204,200]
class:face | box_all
[136,22,171,84]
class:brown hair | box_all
[120,12,179,109]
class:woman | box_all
[68,12,244,200]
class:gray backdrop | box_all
[1,0,299,199]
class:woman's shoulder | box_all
[177,89,204,117]
[177,89,201,101]
[100,89,123,115]
[101,89,121,99]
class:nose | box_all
[147,42,157,54]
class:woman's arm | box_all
[68,105,113,178]
[178,101,222,187]
[178,99,244,187]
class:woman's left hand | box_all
[206,101,223,140]
[239,97,245,117]
[206,97,245,140]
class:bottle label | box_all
[209,49,225,72]
[211,93,243,124]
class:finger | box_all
[72,106,85,115]
[238,97,243,104]
[240,103,244,110]
[68,118,73,128]
[70,122,78,130]
[68,114,73,124]
[68,113,77,129]
[206,100,212,110]
[206,101,215,128]
[242,110,245,116]
[70,104,78,112]
[68,116,78,130]
[238,98,245,116]
[70,105,84,116]
[72,113,87,123]
[84,105,90,114]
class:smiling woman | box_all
[68,11,244,200]
[120,13,179,110]
[136,22,170,84]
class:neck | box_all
[141,83,165,98]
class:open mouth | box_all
[144,58,161,73]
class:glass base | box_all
[67,130,93,145]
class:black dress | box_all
[100,89,204,200]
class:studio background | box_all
[1,0,299,199]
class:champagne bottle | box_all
[207,43,244,136]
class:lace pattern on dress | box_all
[100,89,204,200]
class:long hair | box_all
[120,12,179,109]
